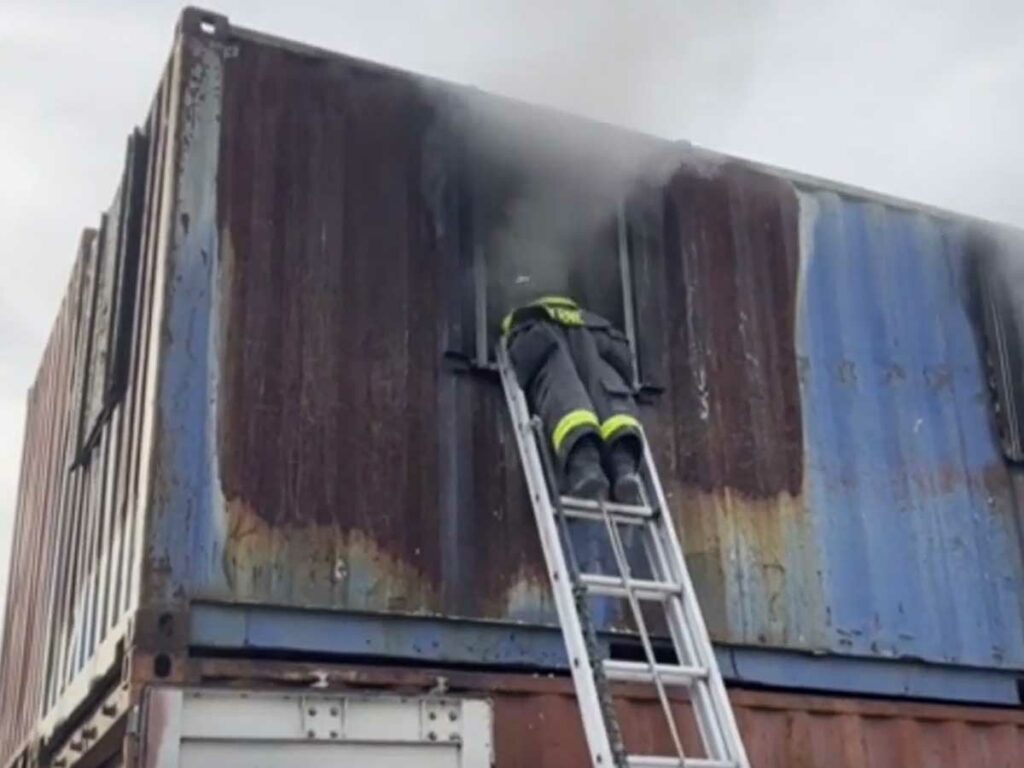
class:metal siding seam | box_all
[124,64,171,620]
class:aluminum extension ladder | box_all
[497,340,750,768]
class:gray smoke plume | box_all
[441,87,689,316]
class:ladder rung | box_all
[559,495,655,522]
[604,659,707,686]
[627,757,737,768]
[579,573,680,600]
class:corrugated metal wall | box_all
[153,34,561,624]
[797,192,1024,666]
[650,161,827,653]
[489,679,1024,767]
[646,168,1024,668]
[144,26,1024,673]
[0,54,175,768]
[0,233,92,761]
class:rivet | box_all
[82,726,98,739]
[449,733,461,742]
[308,707,317,716]
[306,730,316,739]
[449,710,458,722]
[428,711,437,721]
[101,703,117,716]
[329,731,338,739]
[329,706,339,716]
[428,731,437,741]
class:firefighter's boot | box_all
[562,438,609,501]
[607,440,643,506]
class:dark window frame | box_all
[468,204,640,381]
[72,129,149,467]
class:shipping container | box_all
[2,8,1024,768]
[34,660,1024,768]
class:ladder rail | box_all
[532,417,628,765]
[627,457,727,759]
[641,506,729,759]
[496,343,622,767]
[600,500,687,762]
[638,430,751,768]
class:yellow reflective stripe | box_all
[503,297,581,336]
[600,414,641,442]
[532,295,578,309]
[545,306,584,326]
[552,409,600,452]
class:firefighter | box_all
[503,295,644,504]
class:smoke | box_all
[440,87,691,314]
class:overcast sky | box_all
[1,0,1022,618]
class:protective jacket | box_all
[504,296,642,468]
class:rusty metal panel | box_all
[0,45,175,768]
[542,689,1024,767]
[142,17,1024,673]
[482,673,1024,768]
[653,162,826,654]
[154,31,558,623]
[649,162,1024,667]
[189,32,822,644]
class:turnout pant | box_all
[507,318,641,469]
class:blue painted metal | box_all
[190,602,568,669]
[147,32,226,606]
[722,645,1022,705]
[798,190,1024,669]
[189,602,1024,706]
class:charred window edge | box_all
[969,230,1024,463]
